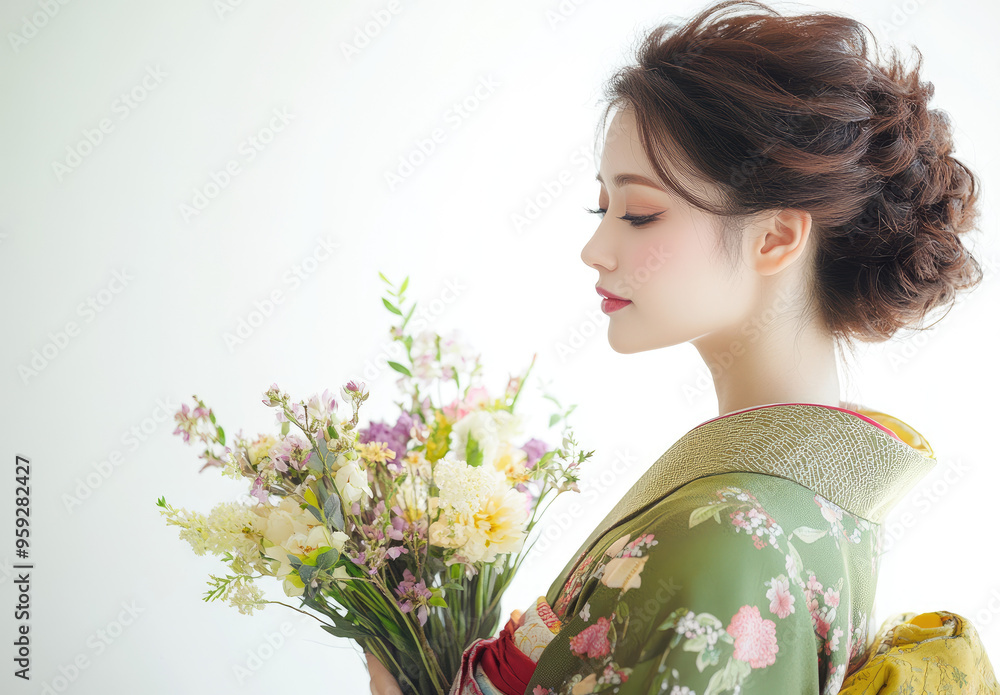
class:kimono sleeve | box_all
[617,496,823,695]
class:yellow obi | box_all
[839,610,1000,693]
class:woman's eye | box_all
[619,211,663,227]
[584,206,663,228]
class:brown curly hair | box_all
[596,0,983,348]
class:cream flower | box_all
[254,496,313,549]
[335,461,373,505]
[605,534,631,558]
[449,410,525,469]
[432,486,528,563]
[600,555,649,593]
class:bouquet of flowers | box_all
[157,274,592,694]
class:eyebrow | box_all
[595,171,668,192]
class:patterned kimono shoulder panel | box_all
[522,403,937,695]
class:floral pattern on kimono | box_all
[523,470,883,695]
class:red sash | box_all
[477,616,539,694]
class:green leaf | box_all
[696,646,721,672]
[689,503,730,528]
[306,504,323,523]
[321,623,369,640]
[548,413,561,428]
[378,270,391,285]
[428,596,448,608]
[209,411,216,425]
[787,540,805,577]
[298,564,317,584]
[281,420,290,436]
[657,607,690,632]
[327,423,339,440]
[315,548,340,570]
[216,425,225,445]
[536,450,556,468]
[684,634,708,652]
[382,297,403,316]
[324,491,345,532]
[399,276,409,294]
[695,612,723,629]
[312,438,331,473]
[465,434,484,468]
[388,361,412,377]
[791,526,828,543]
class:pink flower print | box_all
[806,574,823,594]
[812,610,831,640]
[766,576,796,618]
[533,687,555,695]
[752,534,766,549]
[569,616,612,659]
[726,605,779,668]
[824,587,840,608]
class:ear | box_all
[750,209,813,276]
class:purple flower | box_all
[521,438,549,468]
[393,568,432,626]
[250,476,269,504]
[270,434,312,471]
[359,411,415,464]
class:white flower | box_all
[335,461,373,505]
[448,410,526,470]
[433,457,500,518]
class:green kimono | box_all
[521,403,936,695]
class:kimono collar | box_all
[565,403,936,583]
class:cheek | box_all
[627,229,704,291]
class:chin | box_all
[607,328,647,354]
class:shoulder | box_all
[634,470,848,548]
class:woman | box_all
[371,0,994,692]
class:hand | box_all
[366,650,404,695]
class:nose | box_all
[580,224,616,273]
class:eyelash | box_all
[584,206,663,228]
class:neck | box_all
[691,291,844,418]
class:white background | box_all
[1,0,998,693]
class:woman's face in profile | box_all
[581,107,758,354]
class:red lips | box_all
[596,285,630,301]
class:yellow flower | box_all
[248,434,278,467]
[357,440,397,465]
[600,555,649,593]
[425,411,452,463]
[493,442,530,485]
